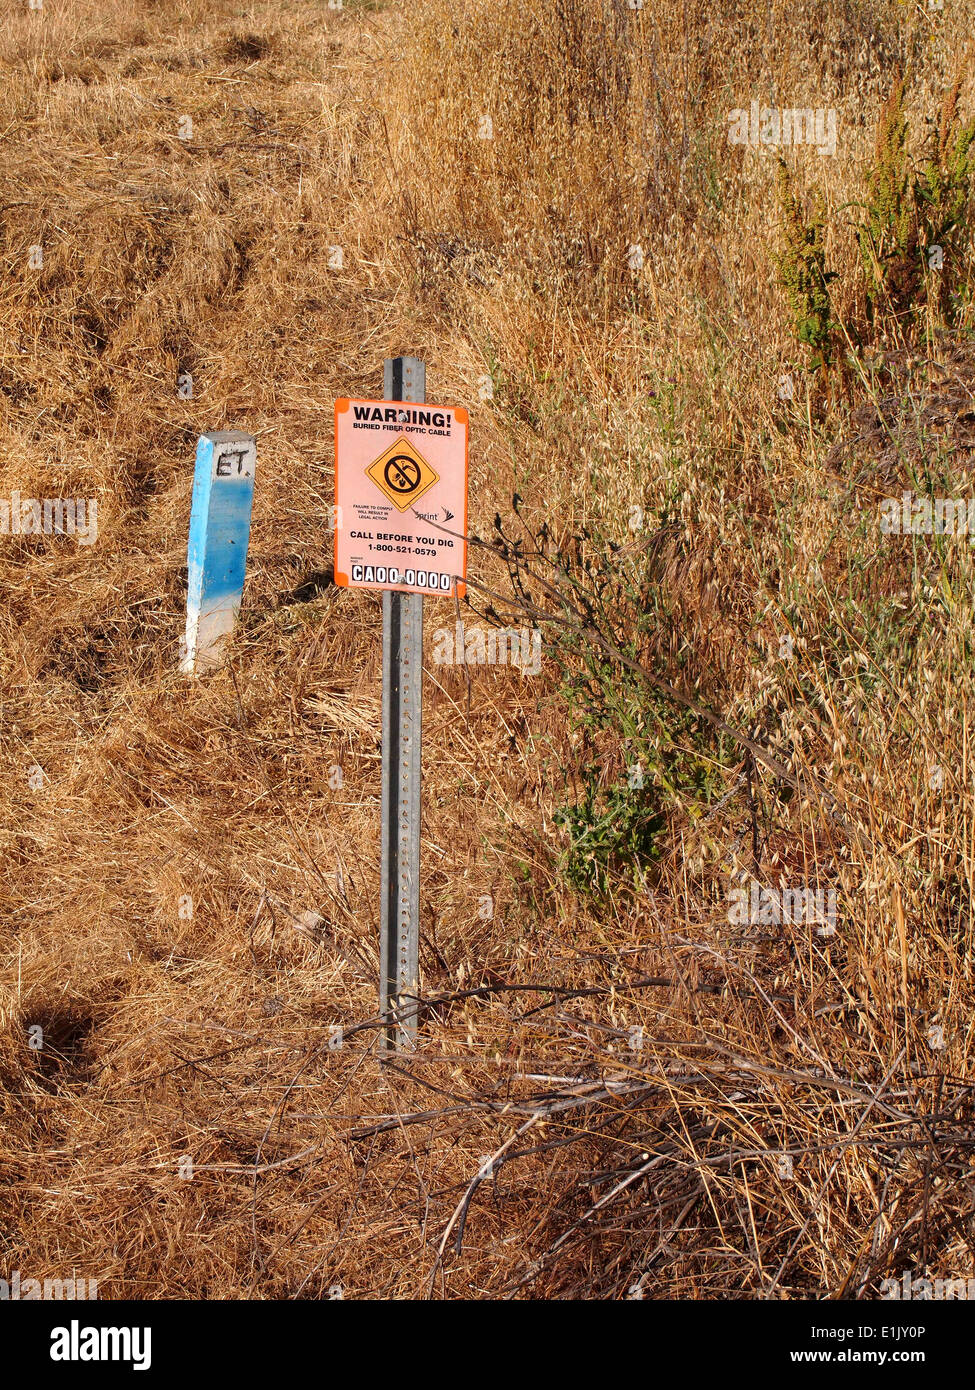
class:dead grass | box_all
[1,0,975,1300]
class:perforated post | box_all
[379,358,424,1052]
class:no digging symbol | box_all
[366,436,439,511]
[386,453,420,495]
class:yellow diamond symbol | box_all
[365,436,440,511]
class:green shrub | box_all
[776,161,837,371]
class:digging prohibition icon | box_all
[364,436,440,511]
[385,454,421,496]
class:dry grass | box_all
[1,0,975,1299]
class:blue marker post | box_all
[181,430,257,675]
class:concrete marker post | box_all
[181,430,257,676]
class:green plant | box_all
[775,160,837,370]
[856,77,918,328]
[856,74,975,332]
[777,75,975,363]
[554,771,665,893]
[478,504,731,895]
[914,78,975,325]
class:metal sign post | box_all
[380,356,425,1052]
[334,359,468,1052]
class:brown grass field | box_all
[2,0,975,1301]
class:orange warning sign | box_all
[334,398,468,596]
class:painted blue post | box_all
[181,430,257,675]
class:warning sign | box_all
[365,437,440,510]
[334,397,468,596]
